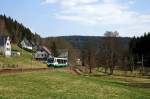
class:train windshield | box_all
[47,58,54,63]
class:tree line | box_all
[129,33,150,69]
[0,14,41,44]
[81,31,124,74]
[80,31,150,75]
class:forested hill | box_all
[0,14,41,44]
[62,36,130,50]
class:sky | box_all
[0,0,150,37]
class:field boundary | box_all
[0,66,80,75]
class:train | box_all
[47,57,68,67]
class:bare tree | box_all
[103,31,119,75]
[82,39,96,73]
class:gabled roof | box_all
[36,46,51,55]
[43,46,51,55]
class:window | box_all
[7,48,10,51]
[7,43,9,45]
[48,58,54,63]
[57,59,67,64]
[57,59,62,64]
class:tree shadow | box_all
[127,83,150,88]
[90,74,150,89]
[106,81,150,89]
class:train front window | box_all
[48,58,54,63]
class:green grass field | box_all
[0,71,150,99]
[0,44,46,68]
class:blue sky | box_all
[0,0,150,37]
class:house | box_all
[76,58,82,66]
[34,46,52,60]
[20,38,33,50]
[58,49,68,58]
[0,36,11,56]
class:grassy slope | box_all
[0,71,149,99]
[0,44,46,68]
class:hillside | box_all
[0,14,41,44]
[62,36,130,50]
[0,44,46,68]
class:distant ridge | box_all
[61,36,130,50]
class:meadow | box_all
[0,71,149,99]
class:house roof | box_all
[0,36,7,46]
[36,46,51,55]
[43,46,51,55]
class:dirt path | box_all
[0,66,81,75]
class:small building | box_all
[11,50,20,56]
[76,58,82,66]
[0,36,11,56]
[20,38,33,50]
[34,46,51,60]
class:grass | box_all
[0,44,46,68]
[0,71,150,99]
[78,66,150,78]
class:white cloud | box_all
[118,24,150,37]
[52,0,138,25]
[42,0,150,36]
[128,0,135,5]
[55,14,97,25]
[103,0,115,3]
[41,0,58,4]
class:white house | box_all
[0,36,11,56]
[20,38,33,50]
[34,46,52,60]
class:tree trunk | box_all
[109,65,114,75]
[141,54,144,75]
[89,65,92,73]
